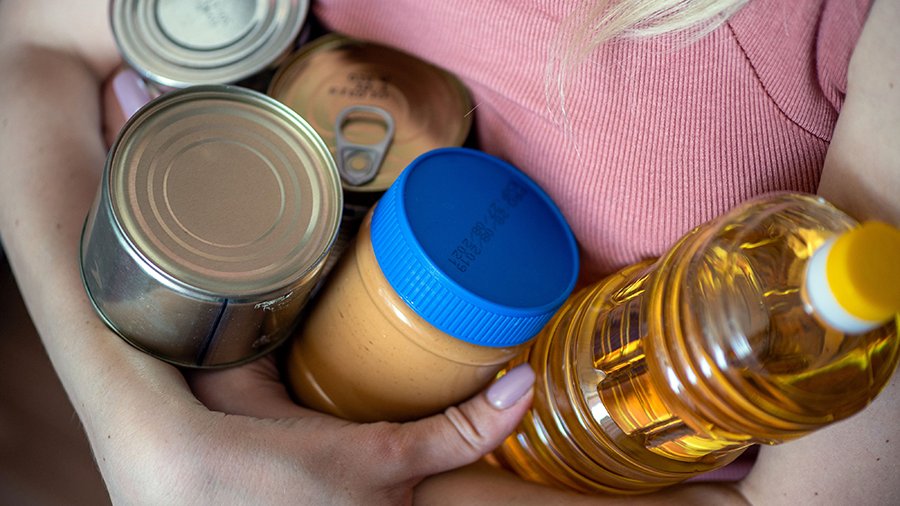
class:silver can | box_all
[111,0,310,90]
[81,85,342,368]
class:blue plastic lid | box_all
[370,147,579,347]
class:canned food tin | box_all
[80,85,342,368]
[111,0,310,90]
[268,33,473,206]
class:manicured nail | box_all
[112,68,151,120]
[486,364,535,410]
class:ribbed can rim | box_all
[111,0,309,88]
[106,84,342,299]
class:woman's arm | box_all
[0,1,216,498]
[817,0,900,224]
[0,12,194,506]
[0,2,542,504]
[414,461,748,505]
[741,0,900,504]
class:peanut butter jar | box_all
[287,148,579,422]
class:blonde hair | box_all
[549,0,749,127]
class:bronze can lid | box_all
[107,85,341,298]
[268,34,473,195]
[111,0,308,88]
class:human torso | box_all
[314,0,870,283]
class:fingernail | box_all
[112,68,151,120]
[486,364,535,410]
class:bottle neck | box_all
[644,210,899,446]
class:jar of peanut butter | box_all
[287,147,579,422]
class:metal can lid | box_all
[107,85,342,298]
[268,34,473,195]
[111,0,308,88]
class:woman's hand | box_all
[91,349,534,505]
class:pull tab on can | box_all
[334,105,395,186]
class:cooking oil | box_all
[495,193,900,494]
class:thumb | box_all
[401,363,536,478]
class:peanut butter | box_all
[288,215,522,422]
[286,148,579,422]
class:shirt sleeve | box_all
[816,0,873,112]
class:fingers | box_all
[397,364,536,479]
[102,66,151,147]
[186,354,312,419]
[187,358,536,500]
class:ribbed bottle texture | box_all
[496,193,900,494]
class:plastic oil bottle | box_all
[494,192,900,494]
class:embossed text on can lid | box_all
[268,34,473,194]
[111,0,309,88]
[107,85,342,298]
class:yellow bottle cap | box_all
[826,221,900,323]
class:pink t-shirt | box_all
[314,0,871,285]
